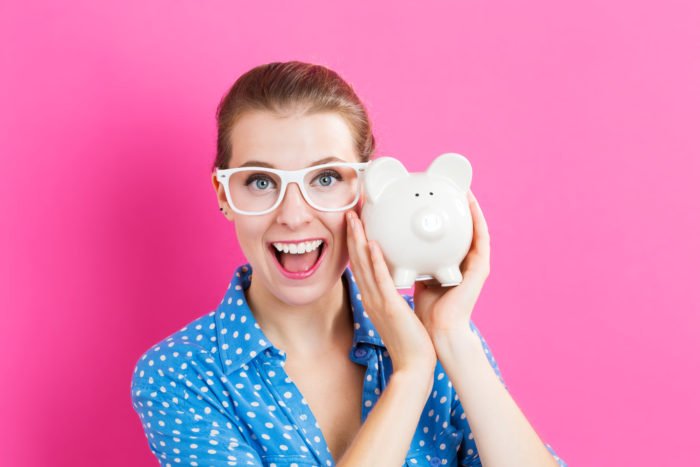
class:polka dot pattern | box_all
[131,263,566,466]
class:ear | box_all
[364,157,410,204]
[212,172,233,221]
[426,152,472,192]
[212,172,226,203]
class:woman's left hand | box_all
[412,189,491,339]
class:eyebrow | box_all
[237,156,345,169]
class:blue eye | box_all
[313,170,342,187]
[245,174,276,191]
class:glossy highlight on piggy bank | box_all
[360,152,474,289]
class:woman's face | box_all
[212,109,363,306]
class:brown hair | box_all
[211,61,376,172]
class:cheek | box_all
[322,214,351,256]
[232,217,266,248]
[323,213,349,236]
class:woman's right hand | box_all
[345,210,437,380]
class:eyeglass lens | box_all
[228,165,360,213]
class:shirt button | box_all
[430,457,442,466]
[353,348,367,359]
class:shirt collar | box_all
[214,262,387,375]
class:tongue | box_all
[280,249,321,272]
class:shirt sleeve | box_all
[451,321,568,467]
[130,345,264,466]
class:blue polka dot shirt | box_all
[131,263,566,466]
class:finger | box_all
[467,190,490,256]
[464,190,491,278]
[367,240,403,302]
[346,211,380,299]
[346,212,368,283]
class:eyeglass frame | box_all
[215,161,370,216]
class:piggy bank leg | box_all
[393,268,417,289]
[434,266,463,287]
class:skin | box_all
[211,108,371,359]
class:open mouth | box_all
[269,240,327,279]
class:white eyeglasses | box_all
[215,161,369,215]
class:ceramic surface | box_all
[360,153,474,289]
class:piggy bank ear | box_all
[364,157,409,204]
[426,152,472,192]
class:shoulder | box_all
[130,311,224,395]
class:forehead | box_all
[229,110,358,169]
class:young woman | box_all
[131,61,567,466]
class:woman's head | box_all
[211,61,376,307]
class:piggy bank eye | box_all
[429,192,434,195]
[414,193,419,197]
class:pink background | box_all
[2,1,698,465]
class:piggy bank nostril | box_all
[411,207,448,240]
[421,214,442,231]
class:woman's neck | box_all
[245,275,354,360]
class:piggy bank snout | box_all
[410,206,448,240]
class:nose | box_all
[410,206,448,240]
[275,182,314,227]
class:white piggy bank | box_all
[360,152,473,289]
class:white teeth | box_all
[273,240,324,255]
